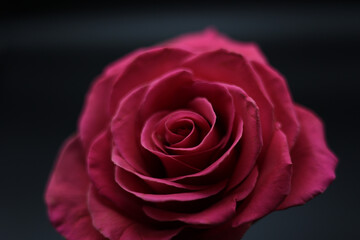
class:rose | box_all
[45,29,337,240]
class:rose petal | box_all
[140,77,237,175]
[165,112,207,148]
[142,110,209,150]
[112,149,212,194]
[163,112,216,154]
[167,116,243,185]
[277,105,338,209]
[187,97,216,127]
[232,129,292,227]
[165,84,260,185]
[226,85,262,190]
[87,130,145,219]
[111,69,197,177]
[45,136,105,240]
[143,167,258,226]
[115,166,227,202]
[138,69,196,119]
[88,186,183,240]
[79,49,143,151]
[183,49,275,148]
[110,48,192,115]
[111,85,160,176]
[252,61,300,148]
[79,75,114,151]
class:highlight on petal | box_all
[277,105,338,209]
[45,136,105,240]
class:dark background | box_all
[1,1,359,239]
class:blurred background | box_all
[1,1,359,239]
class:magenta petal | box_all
[79,75,114,151]
[142,111,169,152]
[232,129,292,226]
[78,50,142,151]
[184,49,275,147]
[143,168,258,226]
[45,136,105,240]
[115,166,227,202]
[112,70,198,177]
[111,85,156,176]
[164,111,215,152]
[252,61,300,149]
[161,81,236,171]
[278,105,338,209]
[87,130,145,219]
[165,111,208,148]
[110,48,192,115]
[149,151,202,177]
[88,186,182,240]
[112,149,212,195]
[187,97,216,126]
[167,118,243,185]
[226,85,262,190]
[138,69,196,119]
[142,110,209,150]
[137,73,238,176]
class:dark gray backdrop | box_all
[1,2,359,239]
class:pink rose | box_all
[45,29,338,240]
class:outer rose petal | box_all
[278,105,338,209]
[45,136,105,240]
[79,75,114,151]
[164,28,268,64]
[88,186,183,240]
[79,50,142,151]
[87,130,146,219]
[251,61,300,149]
[232,129,292,226]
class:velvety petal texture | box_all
[277,105,338,209]
[45,136,105,240]
[45,29,338,240]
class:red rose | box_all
[45,29,338,240]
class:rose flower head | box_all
[45,29,338,240]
